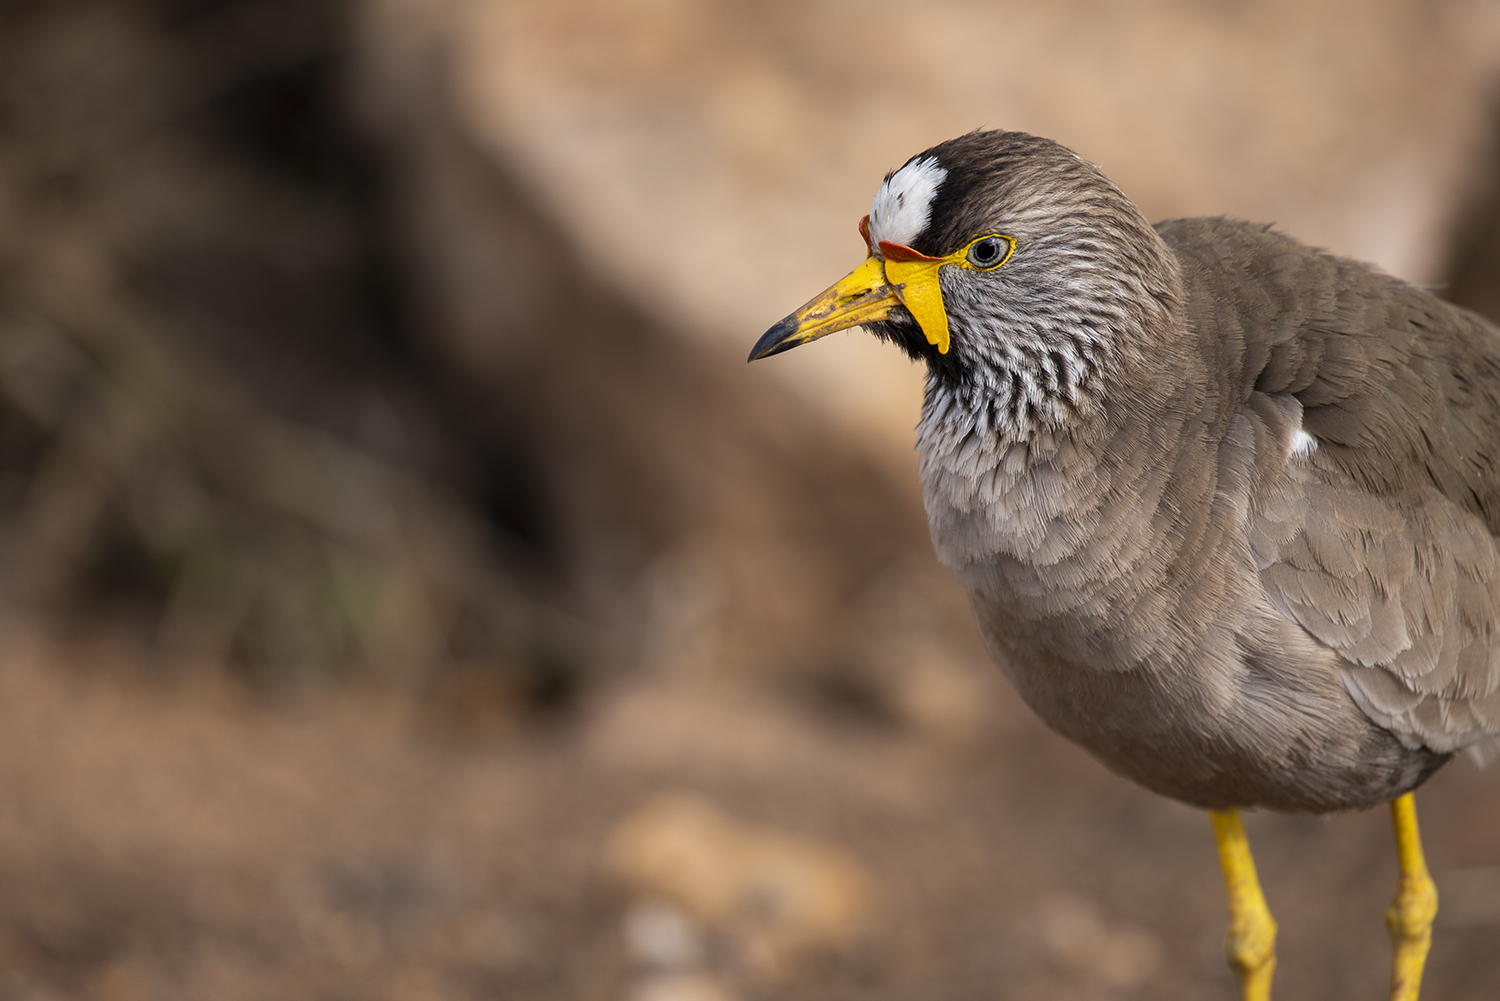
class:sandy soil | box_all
[0,632,1495,1001]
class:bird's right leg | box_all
[1385,792,1437,1001]
[1210,808,1277,1001]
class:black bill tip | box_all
[748,315,802,362]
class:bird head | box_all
[750,130,1183,437]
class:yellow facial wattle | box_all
[878,232,1015,354]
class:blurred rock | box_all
[883,644,994,745]
[628,971,738,1001]
[584,681,933,811]
[603,793,876,977]
[623,899,705,969]
[1036,891,1164,993]
[361,0,1500,450]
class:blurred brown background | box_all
[1,1,1498,998]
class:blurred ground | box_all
[0,1,1498,999]
[3,624,1499,1000]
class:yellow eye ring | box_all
[958,233,1015,271]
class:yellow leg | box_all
[1386,792,1438,1001]
[1210,808,1277,1001]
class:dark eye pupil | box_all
[971,238,1002,265]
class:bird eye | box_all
[966,236,1009,269]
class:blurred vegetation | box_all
[0,0,588,713]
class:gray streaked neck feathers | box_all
[899,132,1194,566]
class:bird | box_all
[749,129,1500,1001]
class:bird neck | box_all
[914,284,1201,574]
[920,214,1190,445]
[916,309,1192,450]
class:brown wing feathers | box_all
[1162,218,1500,755]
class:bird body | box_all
[752,129,1500,999]
[926,215,1490,813]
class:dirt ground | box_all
[0,630,1494,1001]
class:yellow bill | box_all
[747,255,903,360]
[750,216,978,361]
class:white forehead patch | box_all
[868,156,947,248]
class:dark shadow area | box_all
[0,0,580,709]
[1445,91,1500,325]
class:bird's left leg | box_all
[1386,792,1437,1001]
[1210,808,1277,1001]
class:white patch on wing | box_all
[1290,428,1317,458]
[868,156,947,248]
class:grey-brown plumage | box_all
[762,130,1500,813]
